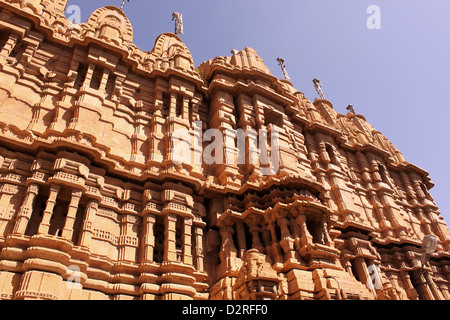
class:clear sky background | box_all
[67,0,450,224]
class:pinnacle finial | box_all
[172,12,184,35]
[277,57,291,81]
[313,78,326,100]
[346,105,355,114]
[120,0,129,10]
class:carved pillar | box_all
[277,217,295,259]
[249,225,264,253]
[297,214,313,246]
[183,217,193,265]
[99,68,110,92]
[163,213,178,262]
[416,208,432,235]
[414,270,434,300]
[79,199,98,248]
[0,33,19,63]
[235,221,246,259]
[142,213,156,263]
[354,257,374,291]
[424,272,445,300]
[118,214,140,262]
[438,283,450,300]
[219,225,237,264]
[61,188,83,240]
[268,222,283,263]
[148,89,166,171]
[289,217,301,251]
[194,225,204,272]
[82,63,96,88]
[182,96,189,120]
[366,260,382,290]
[261,226,271,254]
[399,271,419,300]
[169,92,177,117]
[320,220,332,245]
[13,183,40,235]
[38,184,61,234]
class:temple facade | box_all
[0,0,448,300]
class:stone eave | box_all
[208,77,295,112]
[305,121,344,139]
[202,62,297,104]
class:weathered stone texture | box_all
[0,0,448,300]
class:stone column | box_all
[438,284,450,300]
[193,225,204,272]
[82,63,96,88]
[219,226,237,264]
[424,271,445,300]
[399,271,419,300]
[142,213,156,263]
[61,188,83,240]
[118,214,140,262]
[169,92,177,117]
[261,226,271,254]
[415,271,434,300]
[278,217,295,259]
[267,222,283,263]
[182,96,189,120]
[183,217,193,265]
[99,68,110,92]
[366,260,382,290]
[354,257,374,291]
[289,217,301,251]
[235,222,246,259]
[13,183,40,235]
[79,199,98,248]
[38,184,60,234]
[0,33,19,63]
[249,225,264,253]
[297,214,313,246]
[416,208,432,235]
[163,213,178,262]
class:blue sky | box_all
[67,1,450,224]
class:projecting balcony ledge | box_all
[26,245,70,265]
[160,272,196,286]
[4,233,31,247]
[29,234,73,253]
[159,283,196,297]
[22,257,67,275]
[159,260,196,274]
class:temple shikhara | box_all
[0,0,449,301]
